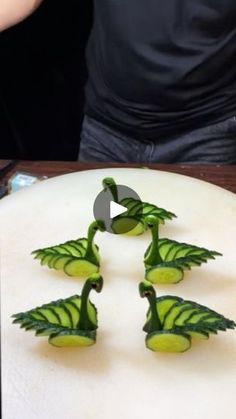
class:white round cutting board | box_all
[1,168,236,419]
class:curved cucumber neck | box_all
[85,224,98,264]
[147,293,161,332]
[145,222,162,266]
[77,281,94,331]
[107,183,118,202]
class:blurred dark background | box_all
[0,0,93,160]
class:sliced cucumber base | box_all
[49,330,96,347]
[123,222,146,236]
[111,217,141,235]
[187,331,209,340]
[146,266,183,284]
[146,331,191,353]
[64,259,99,277]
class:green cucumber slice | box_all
[62,243,83,257]
[63,301,80,327]
[163,303,192,329]
[37,308,60,324]
[187,331,209,340]
[50,245,70,255]
[146,330,191,353]
[186,312,214,324]
[53,256,74,271]
[174,308,200,326]
[163,243,182,261]
[64,259,99,277]
[111,216,140,235]
[156,240,171,259]
[48,255,61,269]
[41,253,55,266]
[32,250,45,260]
[146,266,184,284]
[156,297,180,323]
[127,201,143,216]
[124,222,146,236]
[142,205,155,214]
[120,197,135,206]
[49,330,96,347]
[87,302,97,326]
[77,238,89,248]
[47,305,72,328]
[144,297,180,333]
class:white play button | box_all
[93,182,142,234]
[110,201,127,219]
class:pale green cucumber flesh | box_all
[186,312,214,324]
[87,302,97,326]
[174,308,199,326]
[53,256,74,270]
[146,266,183,284]
[111,216,141,235]
[48,255,60,269]
[146,297,179,325]
[49,330,96,347]
[61,243,82,256]
[187,331,209,340]
[64,259,98,277]
[146,331,191,353]
[41,253,55,266]
[63,301,80,327]
[163,303,191,329]
[156,298,180,323]
[124,222,146,236]
[36,331,51,337]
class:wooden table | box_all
[0,160,236,194]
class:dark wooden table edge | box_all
[0,160,235,194]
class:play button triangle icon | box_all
[93,182,142,234]
[110,201,127,219]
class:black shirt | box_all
[86,0,236,139]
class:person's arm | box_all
[0,0,43,32]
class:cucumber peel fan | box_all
[32,220,105,277]
[139,281,236,353]
[103,177,176,235]
[12,274,103,347]
[144,215,222,284]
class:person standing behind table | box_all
[2,1,236,164]
[80,0,236,163]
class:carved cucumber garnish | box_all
[139,281,236,353]
[32,220,105,277]
[102,177,176,235]
[144,215,222,284]
[12,274,103,347]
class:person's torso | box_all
[86,0,236,137]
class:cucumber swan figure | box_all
[144,215,222,284]
[139,281,236,353]
[102,177,176,236]
[32,220,105,277]
[12,274,104,347]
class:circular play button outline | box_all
[93,184,143,234]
